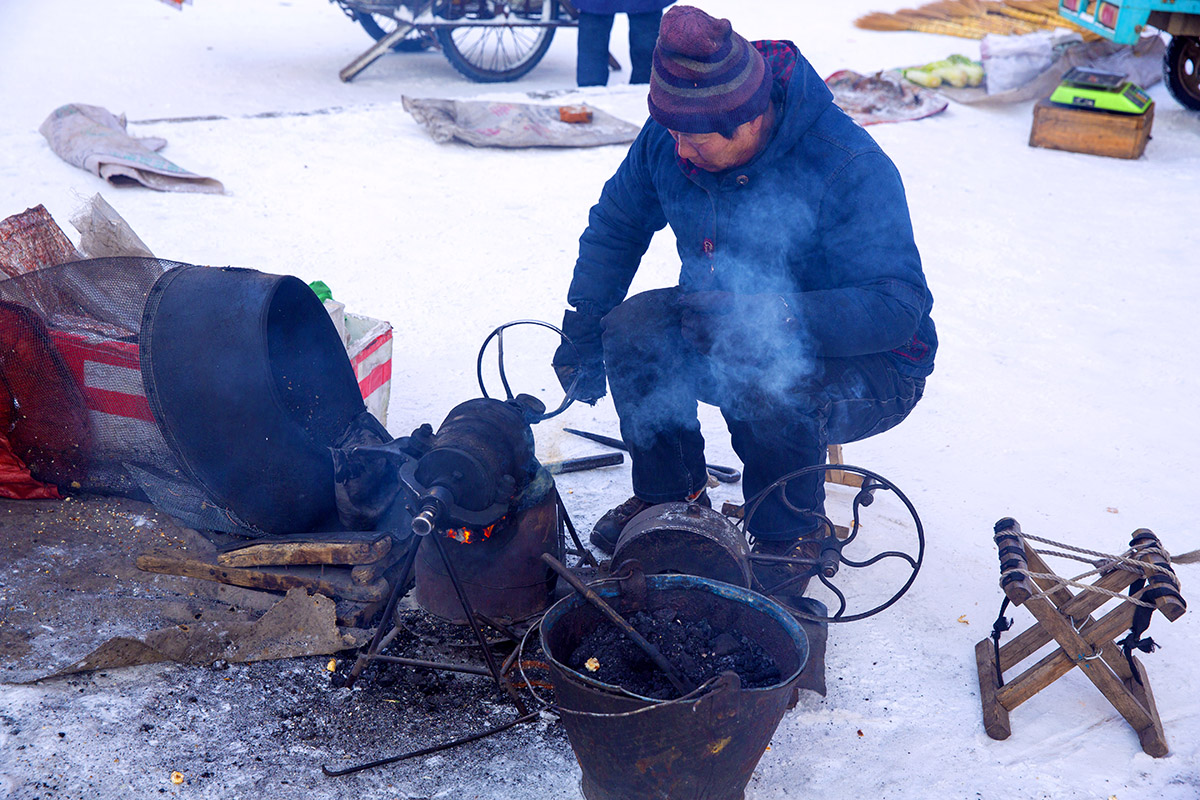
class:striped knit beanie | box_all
[648,5,771,134]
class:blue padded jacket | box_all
[566,41,937,377]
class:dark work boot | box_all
[590,491,710,554]
[751,536,821,599]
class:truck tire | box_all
[1163,35,1200,111]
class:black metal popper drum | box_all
[402,395,562,623]
[614,501,753,588]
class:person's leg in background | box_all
[577,12,615,86]
[626,10,663,84]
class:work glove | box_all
[678,291,800,357]
[551,309,607,404]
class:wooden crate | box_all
[1029,99,1154,160]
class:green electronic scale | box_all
[1049,67,1153,114]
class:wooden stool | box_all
[825,444,863,488]
[975,518,1186,757]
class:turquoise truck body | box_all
[1058,0,1200,109]
[1057,0,1200,44]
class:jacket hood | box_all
[757,42,836,165]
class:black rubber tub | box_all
[139,265,367,534]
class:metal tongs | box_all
[563,428,741,484]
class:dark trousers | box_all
[601,287,926,541]
[577,10,662,87]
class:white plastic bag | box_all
[981,30,1082,95]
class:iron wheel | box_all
[742,464,925,623]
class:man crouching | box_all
[552,5,936,595]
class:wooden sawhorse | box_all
[975,518,1186,757]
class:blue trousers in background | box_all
[577,10,663,87]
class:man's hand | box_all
[678,291,799,356]
[552,309,607,404]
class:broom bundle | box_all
[855,0,1100,40]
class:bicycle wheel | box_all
[435,1,558,83]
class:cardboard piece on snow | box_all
[30,588,368,681]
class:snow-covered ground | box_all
[2,0,1199,798]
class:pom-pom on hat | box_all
[648,5,771,134]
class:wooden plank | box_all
[1022,545,1076,608]
[1128,655,1169,757]
[996,602,1135,711]
[1030,99,1153,160]
[975,638,1012,740]
[217,532,391,567]
[351,539,408,585]
[1130,530,1187,622]
[136,555,389,603]
[998,567,1137,671]
[1096,639,1135,683]
[339,547,417,628]
[1002,596,1156,736]
[338,2,432,82]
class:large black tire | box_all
[436,2,557,83]
[1163,34,1200,111]
[352,10,437,53]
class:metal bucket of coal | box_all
[539,574,808,800]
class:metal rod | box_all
[497,326,516,401]
[339,16,419,82]
[366,655,492,677]
[556,491,599,570]
[474,611,523,643]
[540,553,694,695]
[543,452,624,475]
[345,540,420,688]
[430,533,530,715]
[322,711,541,777]
[500,640,524,678]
